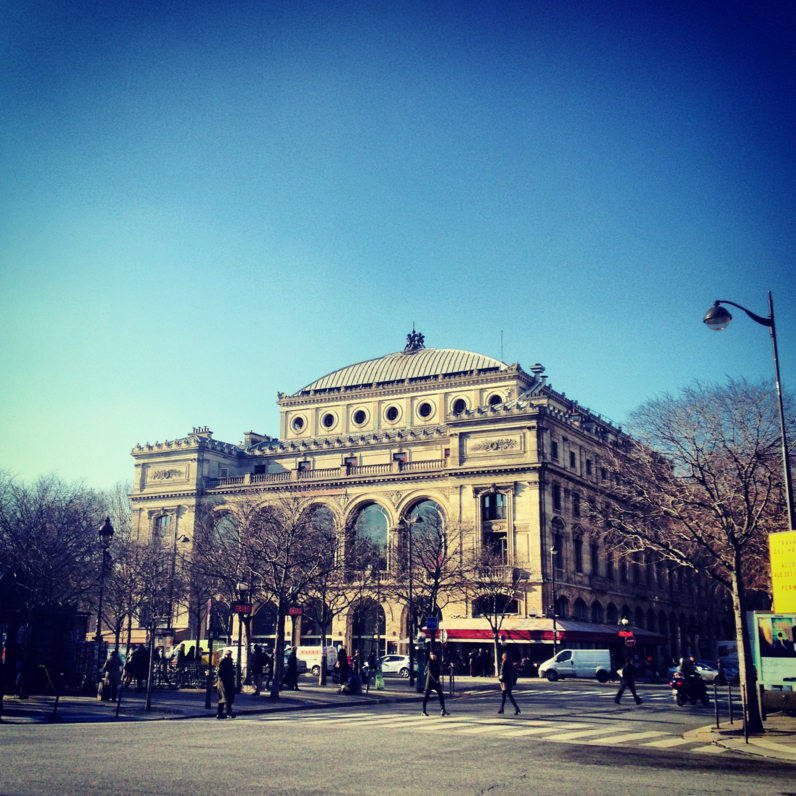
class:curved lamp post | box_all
[550,547,558,656]
[703,292,795,530]
[235,581,248,693]
[95,517,115,681]
[401,514,423,688]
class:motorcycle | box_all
[670,672,710,707]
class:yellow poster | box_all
[770,530,796,614]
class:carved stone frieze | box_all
[386,491,404,507]
[150,468,185,481]
[471,438,519,452]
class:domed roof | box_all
[295,348,507,394]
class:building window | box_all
[392,452,407,463]
[443,448,450,458]
[553,533,564,569]
[344,456,357,467]
[488,394,502,406]
[154,515,172,535]
[253,464,266,475]
[591,544,600,576]
[552,483,562,511]
[600,467,607,480]
[291,416,305,432]
[322,413,335,429]
[385,406,399,422]
[481,492,507,521]
[353,409,367,425]
[606,553,614,581]
[573,599,587,621]
[452,398,467,414]
[298,460,311,472]
[569,451,576,469]
[219,467,229,478]
[572,492,581,518]
[417,402,433,418]
[620,559,628,583]
[591,601,604,623]
[586,459,592,475]
[551,440,559,460]
[574,538,583,573]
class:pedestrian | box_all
[284,646,299,691]
[216,650,236,719]
[176,643,187,664]
[264,648,274,690]
[103,649,123,702]
[421,652,450,717]
[351,649,360,675]
[336,645,349,685]
[614,658,643,706]
[123,649,134,687]
[480,648,491,677]
[497,652,521,715]
[186,645,196,662]
[715,658,727,687]
[251,644,265,695]
[469,648,480,677]
[132,644,149,692]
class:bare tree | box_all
[462,546,527,675]
[593,379,793,733]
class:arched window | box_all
[351,598,387,658]
[407,499,448,563]
[573,598,587,621]
[300,598,332,647]
[621,605,631,623]
[591,601,604,624]
[635,607,644,629]
[606,603,618,624]
[154,514,172,538]
[351,503,390,571]
[647,609,656,632]
[555,595,569,618]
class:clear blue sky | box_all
[1,0,794,490]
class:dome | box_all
[294,348,507,395]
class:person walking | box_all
[216,650,236,719]
[132,645,149,692]
[614,658,643,706]
[497,653,520,715]
[469,648,480,678]
[421,652,450,717]
[264,648,274,691]
[103,650,123,702]
[284,646,300,691]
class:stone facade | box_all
[130,335,731,666]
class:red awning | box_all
[425,617,667,645]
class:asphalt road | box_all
[0,680,788,796]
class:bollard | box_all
[714,681,720,729]
[728,683,733,724]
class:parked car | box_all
[379,654,411,678]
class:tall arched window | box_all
[351,598,387,658]
[573,598,587,621]
[591,601,604,624]
[351,503,390,570]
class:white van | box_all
[295,646,337,676]
[538,649,614,682]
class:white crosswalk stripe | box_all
[246,710,729,755]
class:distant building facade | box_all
[130,333,732,667]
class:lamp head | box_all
[236,581,249,596]
[98,517,114,549]
[703,302,732,331]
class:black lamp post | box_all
[549,547,558,656]
[403,515,422,688]
[94,517,114,681]
[235,581,248,693]
[703,292,795,530]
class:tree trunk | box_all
[731,562,764,734]
[269,603,287,700]
[319,608,328,686]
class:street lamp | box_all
[549,547,558,656]
[95,517,115,681]
[402,515,423,688]
[703,292,795,530]
[235,581,248,693]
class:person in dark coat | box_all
[480,648,492,677]
[614,658,642,705]
[469,649,480,677]
[421,652,449,717]
[498,653,521,715]
[336,645,349,685]
[186,646,195,662]
[284,646,300,691]
[264,648,274,690]
[216,650,236,718]
[132,645,149,691]
[103,650,123,702]
[251,644,265,696]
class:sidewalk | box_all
[0,678,426,724]
[689,712,796,763]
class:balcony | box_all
[206,459,448,489]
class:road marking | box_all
[690,745,727,754]
[586,731,668,745]
[496,723,590,737]
[453,724,524,734]
[641,738,696,748]
[544,727,630,741]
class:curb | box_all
[695,724,796,763]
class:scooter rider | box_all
[679,656,703,702]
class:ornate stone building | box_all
[130,333,731,667]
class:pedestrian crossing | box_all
[239,710,727,755]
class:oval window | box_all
[386,406,399,422]
[353,409,367,425]
[292,417,305,432]
[418,402,433,418]
[452,398,467,414]
[322,413,335,429]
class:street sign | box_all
[625,637,637,647]
[499,634,507,643]
[233,602,252,614]
[440,629,447,644]
[425,617,438,630]
[618,631,634,637]
[288,606,303,616]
